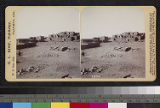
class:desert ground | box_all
[81,41,145,78]
[17,41,80,79]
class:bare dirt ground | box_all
[81,41,145,78]
[17,41,80,79]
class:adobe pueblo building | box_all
[81,32,145,50]
[48,32,80,42]
[16,31,80,50]
[112,32,145,43]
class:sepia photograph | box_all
[81,7,146,79]
[5,6,156,81]
[16,7,80,79]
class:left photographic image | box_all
[16,7,80,79]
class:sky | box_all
[81,7,145,38]
[16,7,80,38]
[16,7,145,39]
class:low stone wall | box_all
[81,42,100,50]
[17,42,37,50]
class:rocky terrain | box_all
[81,41,145,78]
[17,41,80,79]
[17,31,145,79]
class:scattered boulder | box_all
[17,65,46,76]
[34,68,40,73]
[61,74,70,78]
[18,50,23,56]
[17,68,27,75]
[123,74,131,78]
[114,47,123,50]
[97,68,103,73]
[81,52,85,56]
[132,48,140,52]
[90,66,98,72]
[50,46,59,50]
[81,66,103,75]
[134,37,139,41]
[61,47,68,51]
[125,47,131,52]
[17,71,21,75]
[20,68,26,73]
[17,60,21,63]
[81,68,90,75]
[27,66,34,72]
[114,46,134,52]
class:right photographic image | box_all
[81,7,146,79]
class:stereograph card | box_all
[5,6,156,82]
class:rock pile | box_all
[81,52,85,56]
[61,47,69,51]
[17,66,40,75]
[81,66,103,75]
[17,64,48,76]
[50,46,76,52]
[123,74,134,78]
[61,74,72,78]
[125,47,131,52]
[114,46,139,52]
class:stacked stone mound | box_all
[48,31,80,42]
[112,32,145,43]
